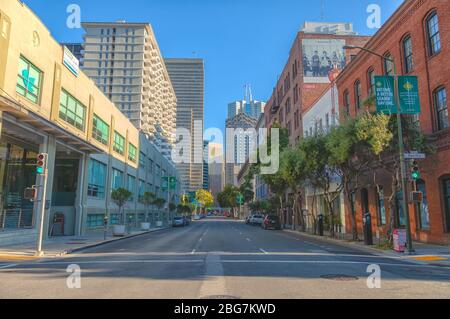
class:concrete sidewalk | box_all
[283,228,450,267]
[0,226,169,261]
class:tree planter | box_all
[140,222,151,231]
[112,225,126,237]
[156,221,163,227]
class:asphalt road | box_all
[1,217,450,299]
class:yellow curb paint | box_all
[0,255,39,261]
[411,256,447,261]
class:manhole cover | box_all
[200,295,240,299]
[320,274,359,281]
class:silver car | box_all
[250,214,265,225]
[173,216,185,227]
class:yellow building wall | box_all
[0,0,139,168]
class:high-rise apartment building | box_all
[208,142,224,204]
[164,58,205,192]
[203,141,209,190]
[81,22,177,156]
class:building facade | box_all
[208,142,224,205]
[0,0,180,246]
[228,99,265,120]
[335,0,450,244]
[164,58,204,192]
[264,22,370,147]
[81,21,177,157]
[203,140,209,190]
[225,113,257,186]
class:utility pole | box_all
[35,153,48,257]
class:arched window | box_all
[343,90,350,116]
[416,180,429,230]
[443,176,450,232]
[384,53,394,76]
[426,11,441,56]
[434,87,448,131]
[402,35,414,73]
[367,68,375,95]
[354,80,362,109]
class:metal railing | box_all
[0,208,35,230]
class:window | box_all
[427,12,441,56]
[434,87,448,131]
[384,53,394,76]
[343,90,350,116]
[293,84,299,104]
[111,168,123,190]
[403,36,414,73]
[59,89,86,131]
[113,131,125,155]
[354,80,362,109]
[367,68,375,95]
[92,115,110,145]
[139,152,146,169]
[16,56,42,104]
[128,143,137,162]
[416,180,429,230]
[87,159,106,198]
[443,177,450,232]
[127,175,136,201]
[138,179,145,201]
[86,214,104,228]
[376,186,386,226]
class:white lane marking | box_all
[191,249,196,255]
[198,254,227,298]
[259,248,268,255]
[246,238,251,242]
[0,263,18,270]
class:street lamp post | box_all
[343,45,415,254]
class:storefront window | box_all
[92,115,110,145]
[395,192,406,227]
[87,159,106,198]
[0,139,38,230]
[113,131,125,155]
[59,89,86,131]
[111,168,123,191]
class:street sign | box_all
[236,193,244,205]
[398,76,421,115]
[375,76,396,114]
[161,176,177,190]
[404,152,426,160]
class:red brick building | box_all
[264,22,370,146]
[335,0,450,244]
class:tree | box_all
[195,189,214,215]
[217,184,241,216]
[372,116,434,240]
[139,191,156,222]
[326,112,393,240]
[279,148,308,231]
[153,198,166,210]
[111,188,133,225]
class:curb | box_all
[63,227,171,255]
[282,229,450,267]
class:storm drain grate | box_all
[200,295,240,299]
[320,274,359,281]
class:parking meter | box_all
[318,214,324,236]
[363,213,373,245]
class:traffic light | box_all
[36,153,48,175]
[411,160,420,181]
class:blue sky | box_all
[23,0,403,133]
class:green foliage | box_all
[111,188,133,225]
[139,192,156,207]
[195,189,214,208]
[217,184,240,208]
[153,198,166,209]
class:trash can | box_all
[317,214,324,237]
[363,213,373,245]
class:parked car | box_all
[193,214,201,220]
[245,216,251,224]
[249,214,265,226]
[173,216,186,227]
[262,215,281,230]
